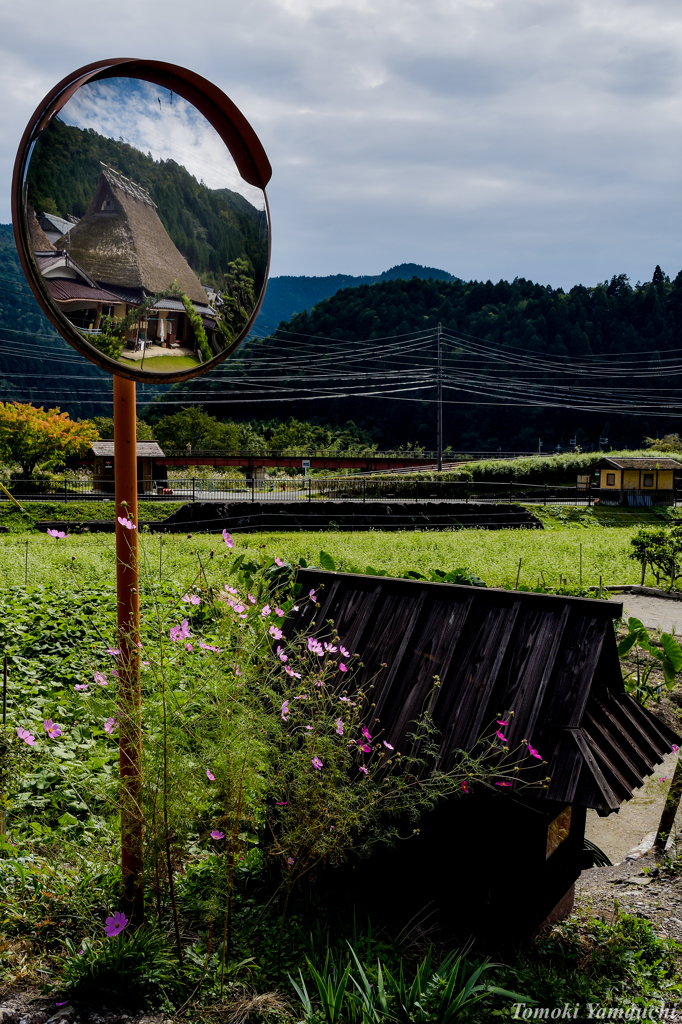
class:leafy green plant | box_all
[617,616,682,703]
[630,525,682,590]
[60,924,180,1006]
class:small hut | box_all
[90,440,166,495]
[592,456,682,506]
[284,569,679,944]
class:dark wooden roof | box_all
[286,570,680,815]
[593,457,682,471]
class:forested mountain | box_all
[256,263,457,330]
[27,118,268,292]
[158,269,682,451]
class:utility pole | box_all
[437,322,443,471]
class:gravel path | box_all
[576,851,682,942]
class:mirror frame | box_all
[12,58,272,384]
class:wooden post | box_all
[113,375,143,924]
[654,753,682,854]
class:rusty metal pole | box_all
[113,375,143,924]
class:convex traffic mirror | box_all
[12,59,272,383]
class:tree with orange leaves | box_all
[0,402,98,477]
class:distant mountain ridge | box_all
[256,263,457,330]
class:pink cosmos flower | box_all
[274,557,284,567]
[225,586,238,595]
[340,646,350,658]
[309,589,317,601]
[461,780,469,794]
[673,744,679,752]
[47,529,69,539]
[269,626,283,640]
[383,741,394,750]
[308,637,324,656]
[44,719,61,739]
[277,646,288,663]
[107,648,120,656]
[261,605,272,616]
[312,756,323,770]
[324,642,338,653]
[335,718,344,736]
[305,725,313,731]
[659,777,669,782]
[104,911,128,937]
[339,663,348,673]
[362,726,372,741]
[104,718,117,734]
[207,769,215,781]
[294,694,308,700]
[234,665,242,676]
[285,666,302,678]
[233,603,246,614]
[497,720,509,726]
[222,529,234,548]
[186,643,193,652]
[182,594,201,605]
[281,700,290,720]
[248,594,256,604]
[211,830,225,840]
[276,801,288,806]
[275,607,285,617]
[94,672,107,686]
[496,730,508,743]
[199,642,222,653]
[287,856,294,864]
[360,744,371,753]
[17,726,36,746]
[528,743,542,760]
[112,669,118,678]
[339,696,356,705]
[117,516,136,531]
[170,619,190,642]
[496,781,512,787]
[358,765,369,776]
[74,684,89,692]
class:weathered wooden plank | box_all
[582,699,647,788]
[491,603,571,750]
[545,733,584,805]
[580,719,640,801]
[569,729,621,811]
[541,614,609,730]
[378,592,474,751]
[438,597,522,759]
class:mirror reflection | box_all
[24,77,269,374]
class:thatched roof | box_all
[27,204,55,251]
[60,164,208,304]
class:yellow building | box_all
[593,457,682,506]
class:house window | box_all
[606,473,616,486]
[643,474,654,487]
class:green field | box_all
[0,524,646,591]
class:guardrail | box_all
[2,477,674,505]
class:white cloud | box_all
[2,0,682,286]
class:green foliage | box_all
[645,433,682,453]
[497,912,682,1011]
[630,525,682,590]
[91,416,155,441]
[60,925,180,1006]
[219,257,258,344]
[617,616,682,703]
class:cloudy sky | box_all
[2,0,682,288]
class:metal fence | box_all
[4,477,678,505]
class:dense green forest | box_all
[26,118,268,292]
[158,268,682,451]
[257,263,457,330]
[2,211,682,449]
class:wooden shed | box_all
[285,570,679,945]
[593,456,682,506]
[91,440,166,495]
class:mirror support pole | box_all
[114,374,144,924]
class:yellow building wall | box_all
[600,468,674,489]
